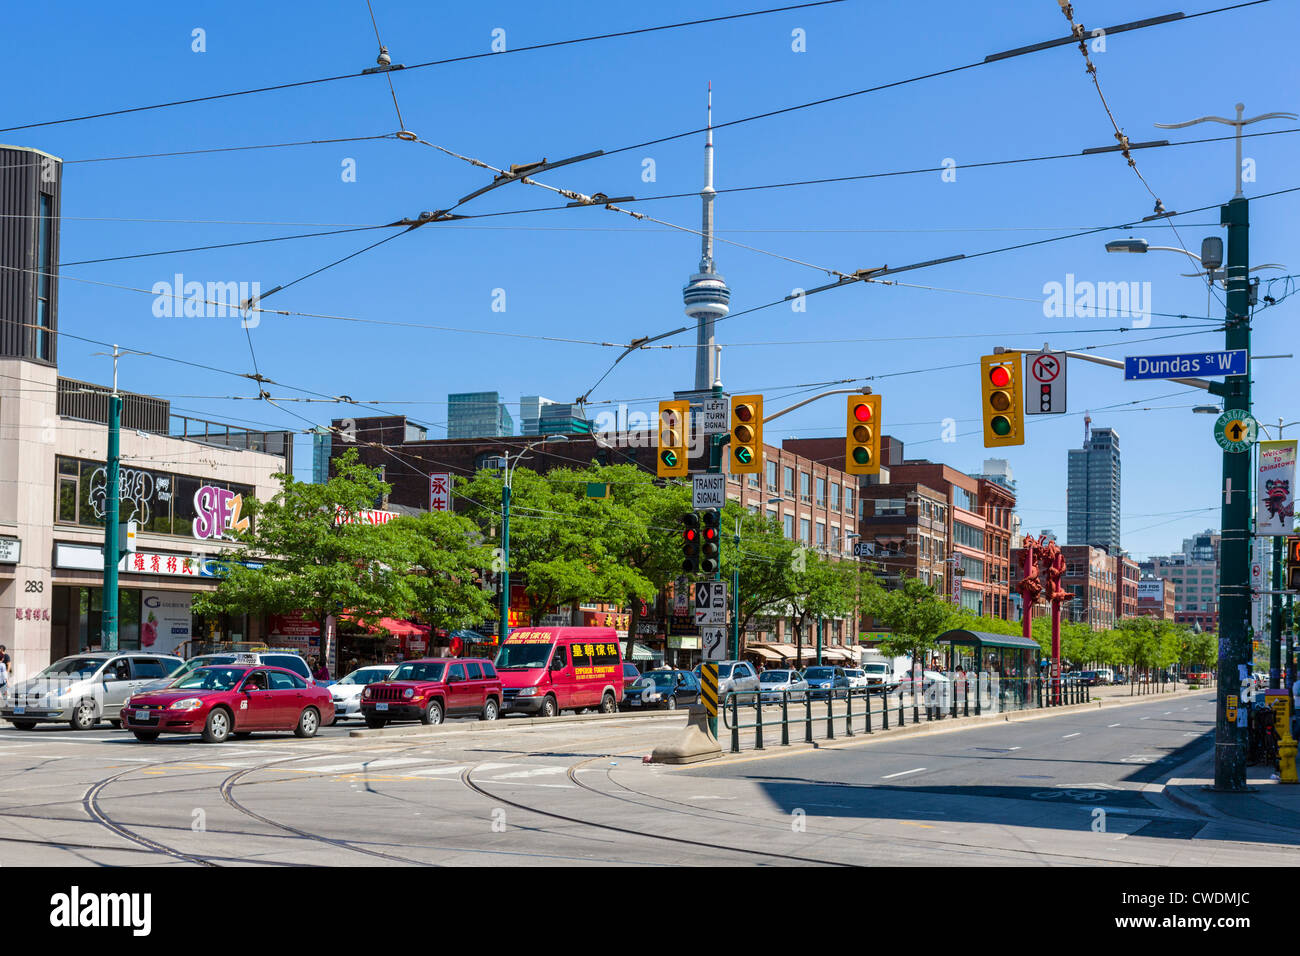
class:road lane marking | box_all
[1108,723,1121,727]
[493,766,567,779]
[1062,733,1081,739]
[1139,716,1150,720]
[882,767,926,779]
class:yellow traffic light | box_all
[844,394,881,475]
[981,354,1023,447]
[729,394,764,474]
[657,400,689,477]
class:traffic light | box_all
[701,509,721,573]
[844,394,881,475]
[1287,537,1300,590]
[980,354,1024,447]
[730,394,764,474]
[681,512,701,573]
[657,400,689,478]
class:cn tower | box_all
[682,83,731,391]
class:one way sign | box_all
[1025,350,1066,415]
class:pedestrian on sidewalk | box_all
[0,654,8,699]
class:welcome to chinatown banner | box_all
[1257,439,1297,536]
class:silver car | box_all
[1,652,182,731]
[716,660,760,698]
[758,668,809,702]
[328,664,398,723]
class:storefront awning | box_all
[747,644,784,661]
[936,629,1041,651]
[626,642,655,661]
[820,647,852,661]
[354,617,430,638]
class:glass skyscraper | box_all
[1067,426,1121,554]
[447,392,514,439]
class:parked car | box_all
[843,668,870,690]
[495,627,624,717]
[716,660,760,697]
[1074,670,1101,686]
[619,663,642,707]
[328,664,398,723]
[624,669,700,711]
[361,657,503,727]
[1094,668,1115,685]
[803,666,850,700]
[140,651,313,693]
[758,668,808,703]
[2,652,183,731]
[121,664,334,742]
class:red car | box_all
[360,657,502,727]
[120,664,335,743]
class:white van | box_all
[1094,668,1115,685]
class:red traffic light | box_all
[853,402,872,423]
[988,365,1011,388]
[683,529,697,542]
[703,527,718,541]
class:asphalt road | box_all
[0,692,1293,866]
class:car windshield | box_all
[717,663,734,678]
[337,667,393,686]
[168,656,236,680]
[623,664,639,678]
[35,657,104,679]
[805,667,834,679]
[760,671,791,683]
[170,667,246,691]
[864,664,888,673]
[846,670,864,677]
[495,642,554,669]
[391,662,446,682]
[642,672,676,688]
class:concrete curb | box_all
[347,708,683,739]
[677,687,1206,766]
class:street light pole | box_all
[1256,419,1300,690]
[498,436,568,644]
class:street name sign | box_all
[1215,409,1257,453]
[702,398,729,436]
[1124,349,1247,381]
[1025,350,1066,415]
[701,627,727,661]
[692,474,726,510]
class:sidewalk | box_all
[1163,747,1300,833]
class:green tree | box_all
[869,575,957,714]
[721,512,803,643]
[787,551,858,665]
[193,448,420,651]
[391,510,495,635]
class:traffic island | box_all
[648,705,722,764]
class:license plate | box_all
[135,710,155,720]
[376,702,388,711]
[13,706,24,715]
[629,699,641,707]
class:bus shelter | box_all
[935,629,1042,714]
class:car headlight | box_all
[362,687,371,698]
[168,698,203,711]
[402,687,415,699]
[518,687,539,697]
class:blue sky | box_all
[4,0,1296,559]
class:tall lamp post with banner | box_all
[1255,422,1299,689]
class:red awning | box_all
[354,617,430,638]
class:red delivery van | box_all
[495,627,624,717]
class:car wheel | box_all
[364,715,387,729]
[421,700,443,726]
[666,695,677,711]
[481,698,500,721]
[600,692,617,715]
[540,695,557,718]
[201,708,231,743]
[294,707,320,738]
[11,720,36,730]
[132,731,160,742]
[70,700,97,731]
[107,720,121,729]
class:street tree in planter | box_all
[389,509,496,641]
[869,575,957,720]
[192,449,418,663]
[786,551,858,668]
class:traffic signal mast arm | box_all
[992,345,1216,393]
[760,386,873,424]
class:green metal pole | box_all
[102,394,122,651]
[731,565,739,660]
[816,616,823,666]
[499,478,511,644]
[1213,194,1251,791]
[1272,534,1283,688]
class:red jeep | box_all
[360,657,503,727]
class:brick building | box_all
[1135,577,1177,620]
